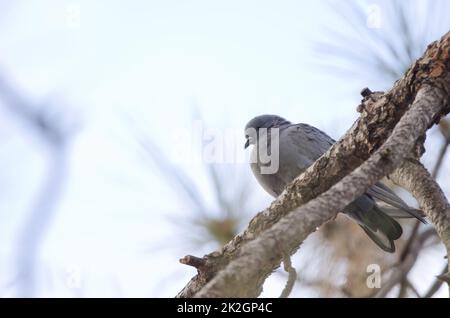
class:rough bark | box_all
[177,31,450,298]
[195,85,447,298]
[391,160,450,287]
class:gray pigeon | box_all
[244,114,426,253]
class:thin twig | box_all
[0,75,74,296]
[279,256,297,298]
[180,255,206,269]
[374,229,436,298]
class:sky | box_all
[0,0,448,297]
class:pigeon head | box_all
[244,115,291,148]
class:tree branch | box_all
[177,31,450,298]
[379,125,449,298]
[390,160,450,294]
[194,84,447,297]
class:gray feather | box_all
[245,114,427,253]
[367,182,427,223]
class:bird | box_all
[244,114,426,253]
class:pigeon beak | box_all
[244,139,250,149]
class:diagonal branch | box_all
[378,126,450,298]
[195,85,448,297]
[390,160,450,294]
[177,31,450,298]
